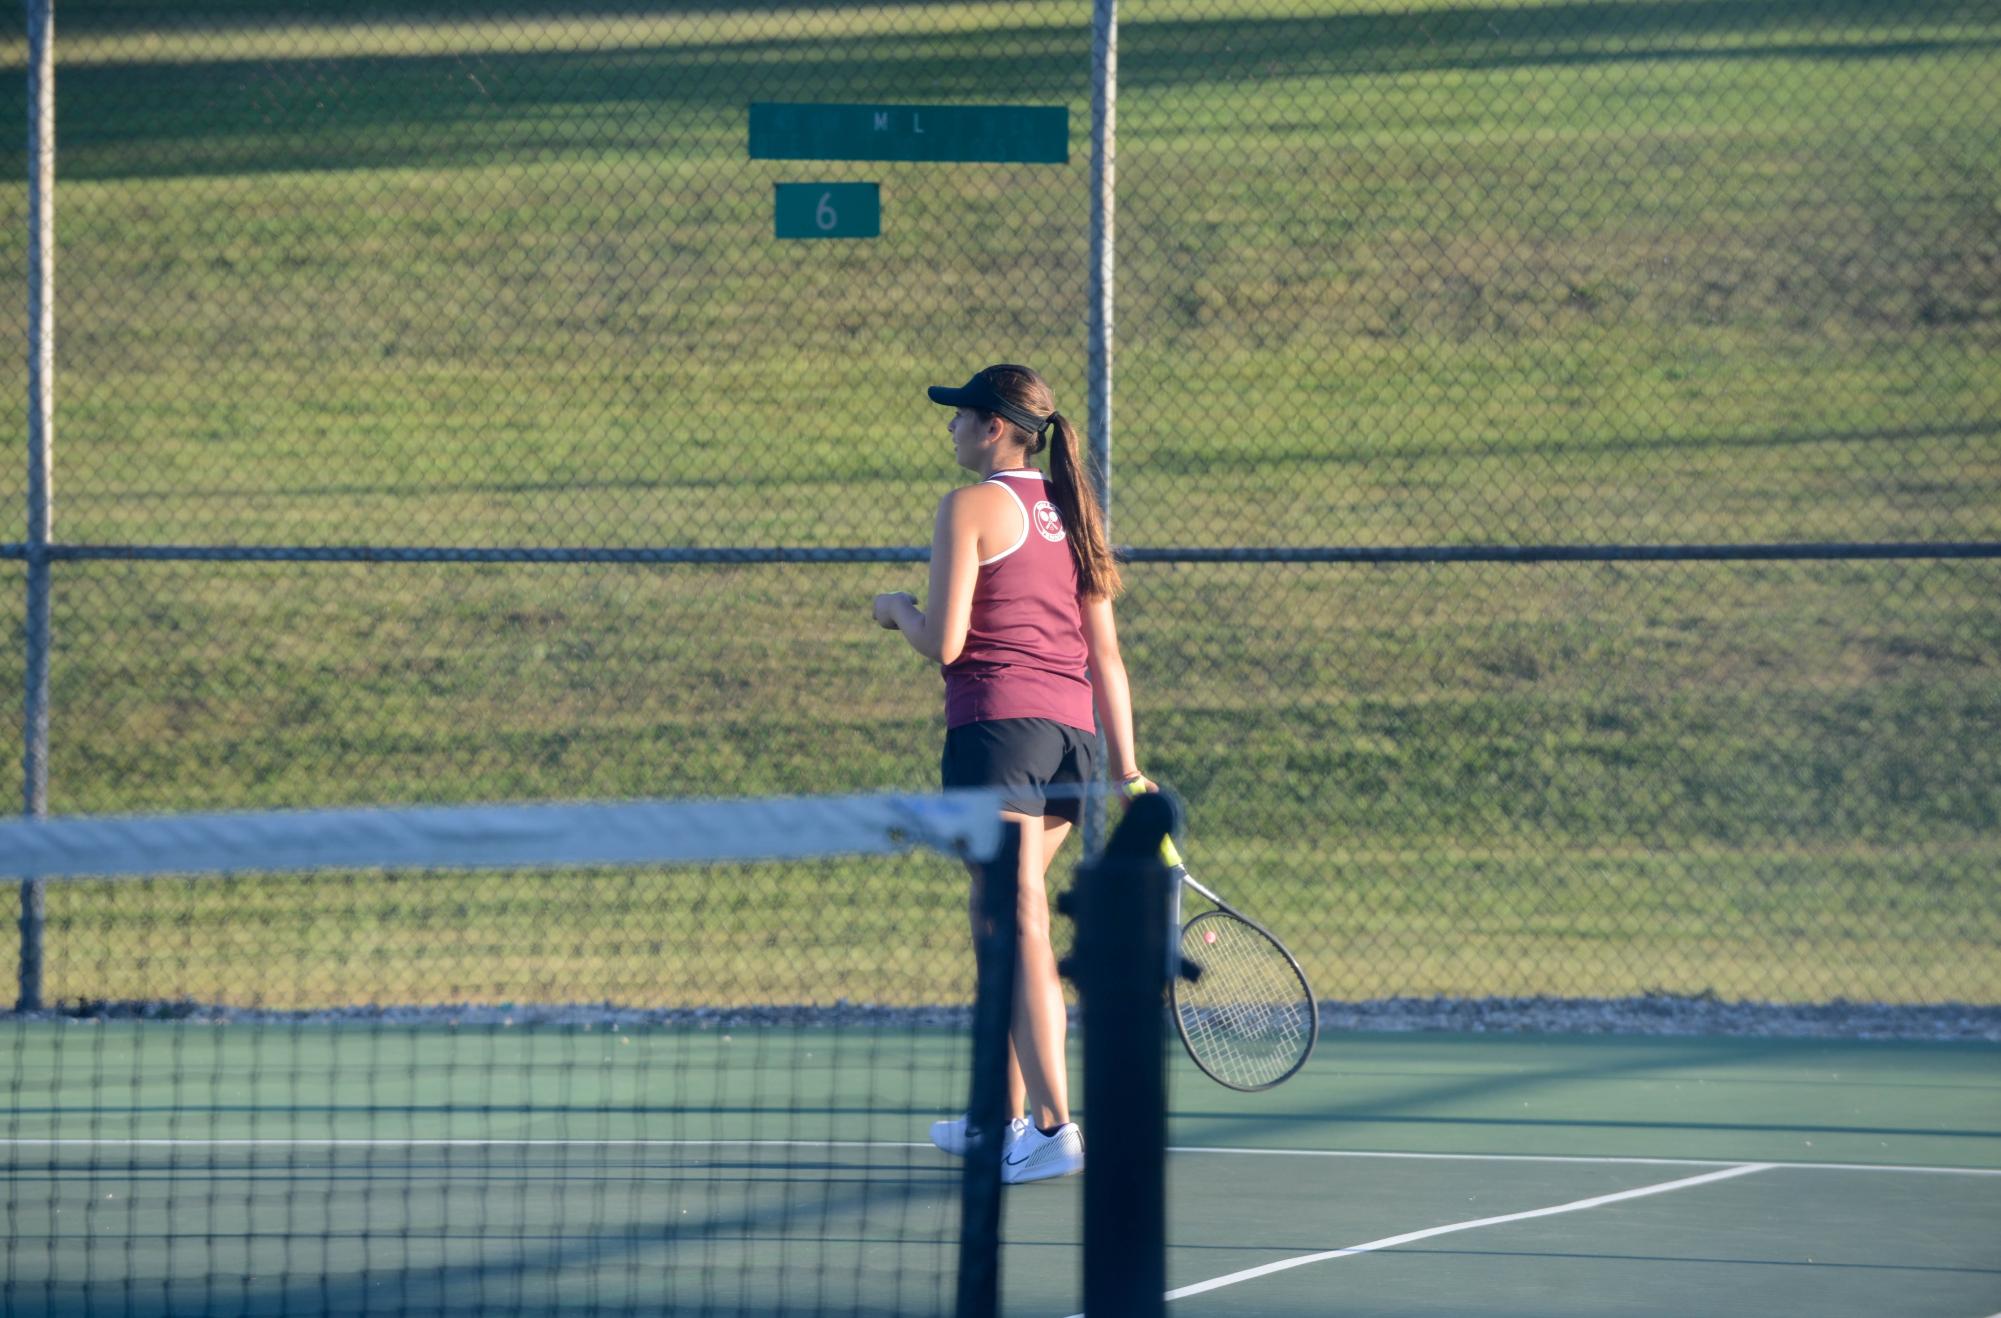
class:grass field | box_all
[1,2,1996,1009]
[10,559,1999,1007]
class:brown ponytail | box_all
[1042,410,1122,600]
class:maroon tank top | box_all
[942,469,1096,732]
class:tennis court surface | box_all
[6,1022,1997,1316]
[1135,1031,2001,1318]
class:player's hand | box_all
[1117,771,1180,866]
[872,592,917,629]
[1115,771,1158,801]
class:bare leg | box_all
[969,813,1075,1130]
[969,867,1030,1120]
[1009,812,1074,1130]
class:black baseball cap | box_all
[927,365,1052,436]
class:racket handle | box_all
[1164,860,1190,985]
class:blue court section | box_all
[1000,1031,2001,1317]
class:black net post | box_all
[956,819,1021,1318]
[1062,793,1174,1318]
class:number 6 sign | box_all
[774,183,880,239]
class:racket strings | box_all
[1176,915,1313,1089]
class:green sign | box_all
[750,103,1068,164]
[774,183,880,239]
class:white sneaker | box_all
[930,1114,1029,1158]
[1000,1123,1084,1184]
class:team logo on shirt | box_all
[1033,500,1067,542]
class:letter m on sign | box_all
[874,111,889,131]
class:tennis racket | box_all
[1160,833,1317,1091]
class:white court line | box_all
[0,1138,931,1150]
[1060,1162,1773,1316]
[1175,1145,1739,1168]
[1168,1145,2001,1178]
[3,1139,1998,1177]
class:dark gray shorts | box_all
[941,718,1099,824]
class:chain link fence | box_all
[6,2,1998,1020]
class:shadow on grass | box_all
[52,0,983,26]
[64,420,2001,505]
[9,0,1996,181]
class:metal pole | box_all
[1084,0,1116,857]
[953,821,1021,1318]
[1086,0,1116,510]
[20,0,56,1011]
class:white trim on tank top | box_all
[978,469,1037,566]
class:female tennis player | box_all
[873,363,1152,1185]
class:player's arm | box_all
[1082,595,1147,786]
[873,488,982,664]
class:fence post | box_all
[1084,0,1117,858]
[20,0,57,1011]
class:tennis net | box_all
[2,791,1018,1317]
